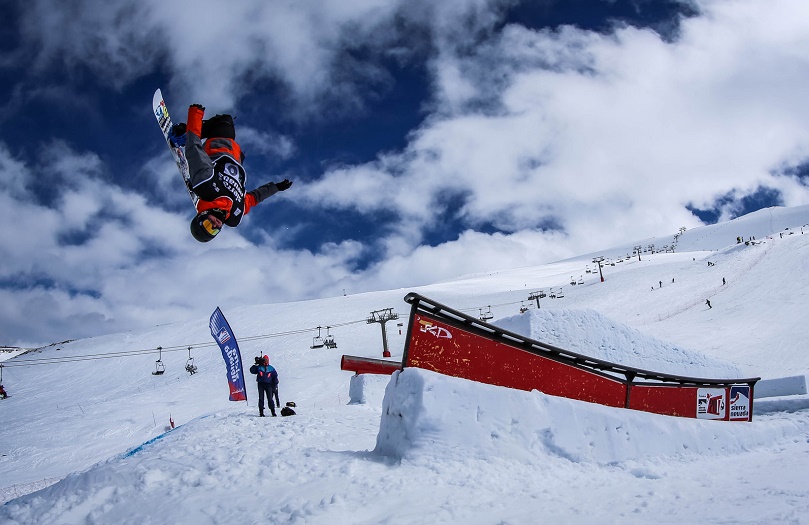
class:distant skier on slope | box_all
[169,104,292,242]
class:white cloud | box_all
[302,0,809,250]
[6,0,809,346]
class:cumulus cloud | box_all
[298,0,809,252]
[0,139,372,346]
[4,0,809,346]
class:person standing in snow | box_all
[249,355,278,417]
[706,299,712,309]
[169,104,292,243]
[0,384,7,399]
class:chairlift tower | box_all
[592,256,605,283]
[367,308,399,358]
[528,291,542,309]
[634,245,643,261]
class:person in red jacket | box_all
[170,104,292,242]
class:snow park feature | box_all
[400,293,759,421]
[2,205,809,523]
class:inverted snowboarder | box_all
[169,104,292,242]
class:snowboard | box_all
[152,89,199,207]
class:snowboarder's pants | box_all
[257,383,276,416]
[184,131,214,192]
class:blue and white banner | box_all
[209,307,248,402]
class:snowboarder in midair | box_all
[170,104,292,242]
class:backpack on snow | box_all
[281,401,296,416]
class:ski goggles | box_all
[201,218,220,236]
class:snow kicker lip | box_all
[400,292,760,422]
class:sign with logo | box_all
[697,388,726,420]
[209,307,248,402]
[728,385,751,421]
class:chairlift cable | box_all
[1,318,367,368]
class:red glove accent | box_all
[186,104,205,137]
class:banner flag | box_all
[209,307,248,402]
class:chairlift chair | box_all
[185,347,198,375]
[479,306,494,321]
[519,302,529,314]
[152,347,165,375]
[311,327,325,349]
[323,327,338,349]
[556,287,565,298]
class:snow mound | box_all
[374,368,799,465]
[494,308,741,378]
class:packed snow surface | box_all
[2,205,809,524]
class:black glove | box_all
[276,179,292,191]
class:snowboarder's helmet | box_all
[190,210,224,243]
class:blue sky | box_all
[2,0,809,346]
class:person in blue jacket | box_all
[249,355,278,417]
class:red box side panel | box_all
[406,313,626,407]
[628,385,699,418]
[340,355,401,375]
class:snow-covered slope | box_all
[1,205,809,524]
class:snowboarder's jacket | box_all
[186,105,279,227]
[249,363,278,387]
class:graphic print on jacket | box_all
[192,147,247,227]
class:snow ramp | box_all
[374,367,793,464]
